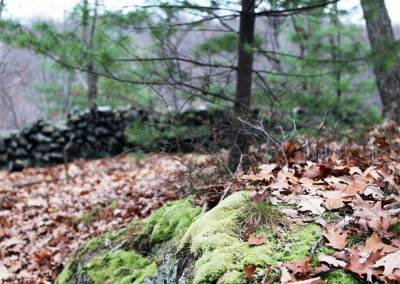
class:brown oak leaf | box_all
[323,225,348,250]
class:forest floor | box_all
[2,123,400,283]
[0,154,189,284]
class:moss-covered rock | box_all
[59,192,360,284]
[58,198,201,284]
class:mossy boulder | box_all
[58,192,359,284]
[57,198,201,284]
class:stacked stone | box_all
[0,106,128,171]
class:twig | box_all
[201,201,208,214]
[219,155,242,204]
[63,133,75,184]
[309,235,325,257]
[241,118,288,167]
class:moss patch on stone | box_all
[176,191,350,284]
[83,249,155,284]
[58,198,201,284]
[144,198,202,245]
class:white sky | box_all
[3,0,400,24]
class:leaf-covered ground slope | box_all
[0,155,186,283]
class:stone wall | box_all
[0,106,130,171]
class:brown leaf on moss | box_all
[285,259,312,275]
[248,236,266,246]
[362,233,397,254]
[323,225,348,250]
[244,264,257,281]
[344,247,384,277]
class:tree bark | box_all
[82,0,98,110]
[227,0,255,172]
[360,0,400,122]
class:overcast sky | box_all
[3,0,400,24]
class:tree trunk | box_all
[227,0,255,172]
[82,0,98,110]
[360,0,400,122]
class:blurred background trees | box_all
[0,0,398,159]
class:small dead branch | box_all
[309,235,325,257]
[219,154,242,204]
[63,133,75,184]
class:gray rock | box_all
[57,137,66,144]
[0,130,18,141]
[95,127,108,136]
[36,144,51,152]
[49,152,64,160]
[114,131,123,138]
[30,133,53,143]
[69,114,81,122]
[15,148,29,158]
[81,142,95,158]
[98,105,113,114]
[54,121,69,132]
[21,122,37,136]
[32,152,42,160]
[144,248,195,284]
[16,136,28,146]
[0,140,6,153]
[15,159,30,168]
[10,139,18,149]
[107,137,121,153]
[87,135,97,143]
[77,121,88,128]
[41,125,55,134]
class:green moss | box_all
[57,262,74,284]
[58,198,201,284]
[320,270,360,284]
[176,192,339,284]
[109,201,118,208]
[76,213,96,225]
[145,198,202,246]
[83,249,155,284]
[218,270,247,284]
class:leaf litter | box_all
[0,155,186,283]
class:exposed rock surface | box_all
[58,192,359,284]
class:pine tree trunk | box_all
[360,0,400,122]
[227,0,255,172]
[82,0,98,110]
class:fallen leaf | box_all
[27,197,47,207]
[285,259,312,274]
[373,250,400,275]
[281,209,298,218]
[362,232,397,254]
[322,198,348,209]
[248,236,266,246]
[311,264,330,275]
[243,216,261,242]
[353,194,389,229]
[290,278,324,284]
[323,225,348,250]
[0,265,14,282]
[259,164,276,175]
[244,264,257,281]
[318,255,346,267]
[280,266,294,284]
[297,198,325,215]
[344,248,384,277]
